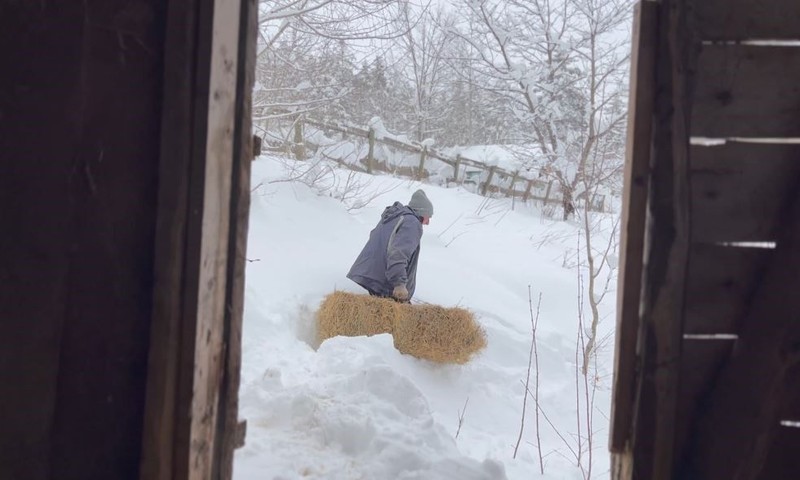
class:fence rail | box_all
[274,118,607,212]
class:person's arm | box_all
[385,216,422,288]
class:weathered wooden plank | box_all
[179,0,242,477]
[140,0,244,478]
[140,0,208,480]
[48,2,165,476]
[481,166,496,196]
[509,171,520,202]
[754,363,800,478]
[610,0,658,458]
[303,119,463,170]
[293,120,305,160]
[2,2,164,478]
[688,177,800,479]
[692,45,800,138]
[695,0,800,41]
[779,364,800,420]
[757,426,800,480]
[651,53,692,480]
[542,180,554,206]
[629,0,696,476]
[366,127,375,173]
[453,154,462,181]
[423,149,456,167]
[684,244,770,334]
[213,0,256,477]
[303,118,371,139]
[139,0,201,476]
[417,147,427,180]
[522,179,533,201]
[0,5,83,478]
[691,143,800,243]
[673,339,734,477]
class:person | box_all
[347,189,434,302]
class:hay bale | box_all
[316,291,487,364]
[316,291,399,342]
[392,304,487,364]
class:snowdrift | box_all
[317,291,487,364]
[237,155,617,479]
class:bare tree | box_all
[394,5,457,142]
[259,0,417,51]
[457,0,626,412]
[577,145,621,374]
[574,253,601,480]
[455,0,630,219]
[253,29,353,137]
[254,1,426,139]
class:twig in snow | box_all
[455,397,470,439]
[444,231,469,248]
[437,213,464,240]
[531,288,544,474]
[493,208,511,227]
[251,181,265,193]
[514,288,543,463]
[521,381,580,462]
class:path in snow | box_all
[235,156,616,479]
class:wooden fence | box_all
[275,118,607,212]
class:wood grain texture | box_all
[139,0,203,477]
[626,0,696,477]
[757,364,800,478]
[140,0,247,478]
[691,143,800,242]
[0,2,164,479]
[684,244,770,334]
[674,338,734,477]
[695,0,800,41]
[610,0,657,455]
[692,45,800,138]
[214,0,257,477]
[687,185,800,479]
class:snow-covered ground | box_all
[235,155,617,480]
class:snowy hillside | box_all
[235,155,617,480]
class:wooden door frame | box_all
[139,0,256,478]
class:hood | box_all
[380,202,416,224]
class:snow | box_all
[236,155,617,479]
[441,145,531,173]
[369,116,414,145]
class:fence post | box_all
[543,180,554,206]
[481,166,496,196]
[598,194,606,213]
[367,127,375,174]
[293,119,305,160]
[523,179,534,202]
[453,154,462,182]
[252,135,262,159]
[417,147,427,180]
[509,170,520,198]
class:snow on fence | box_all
[279,118,607,213]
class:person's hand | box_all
[392,284,409,301]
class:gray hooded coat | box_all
[347,202,423,299]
